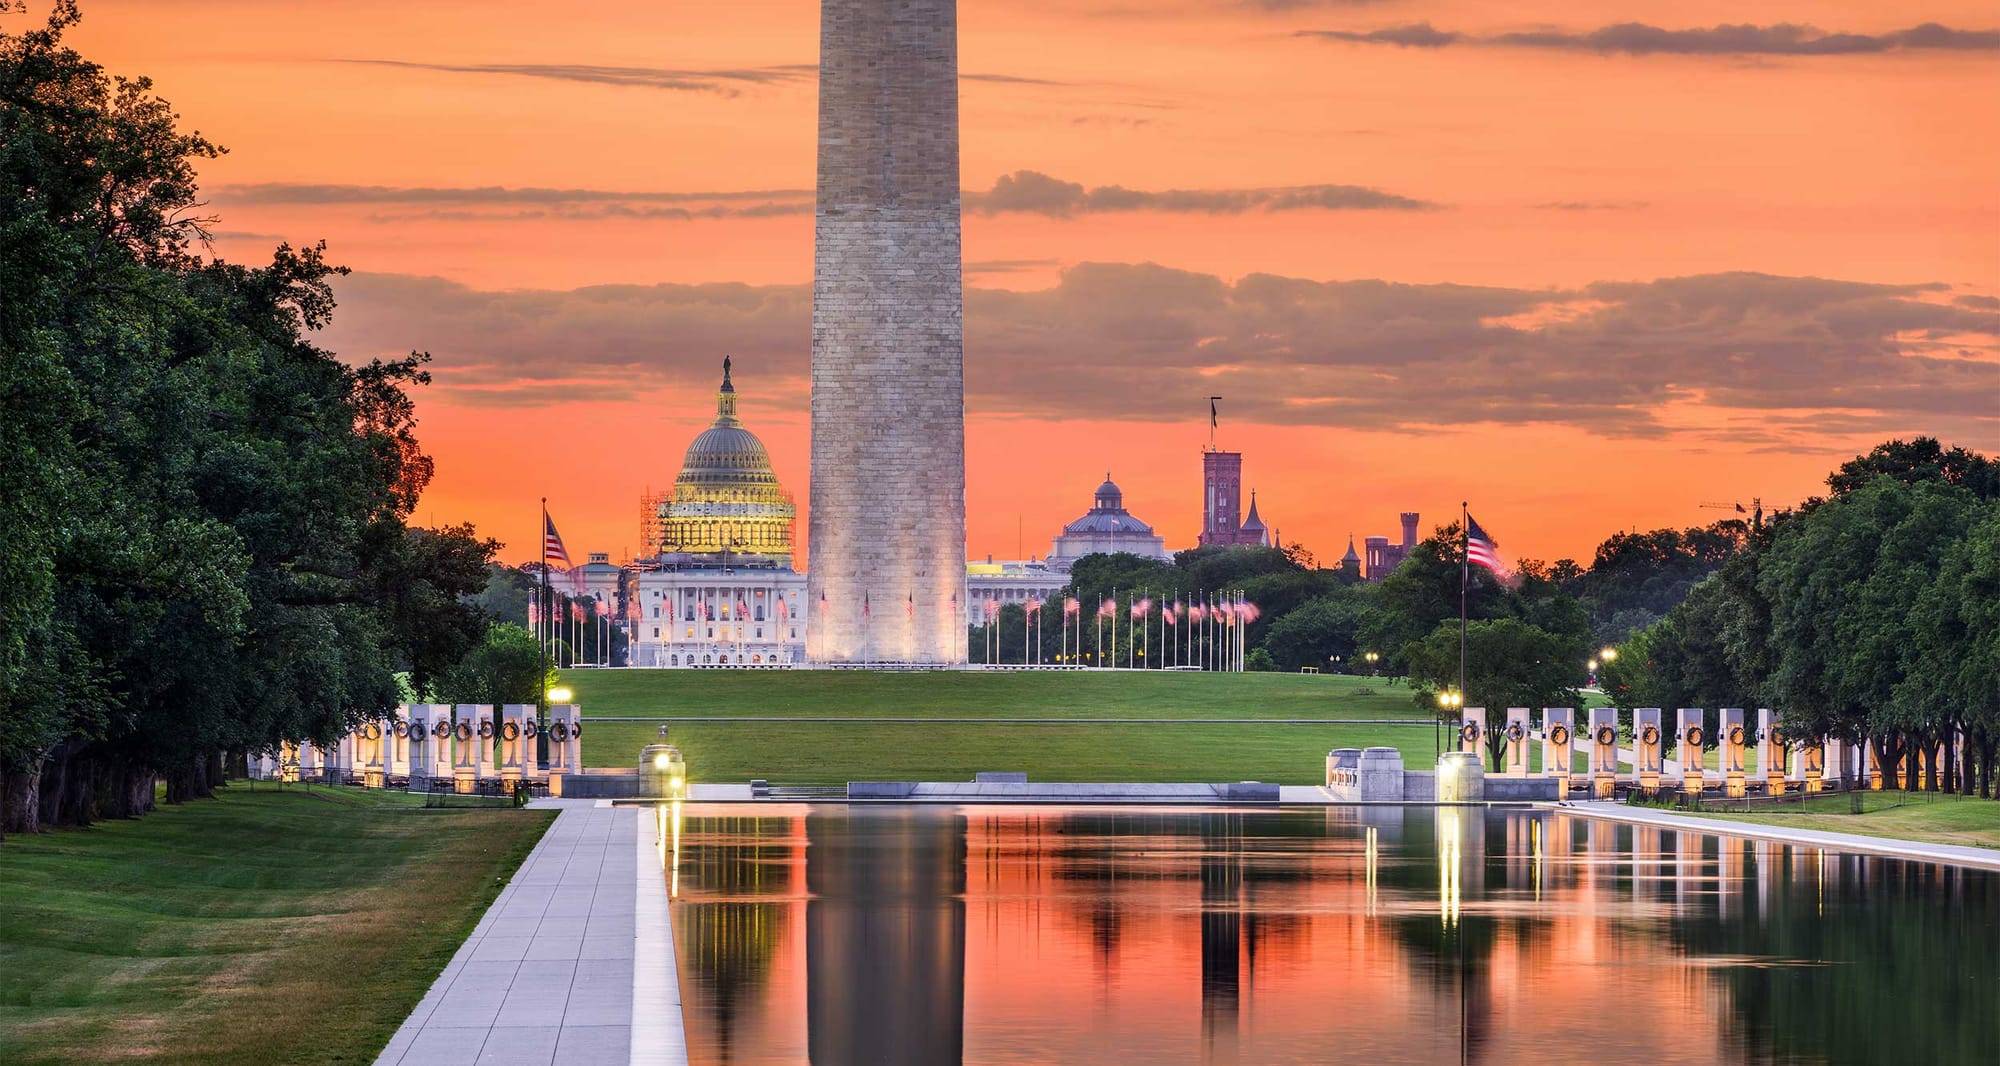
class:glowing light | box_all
[1599,647,1618,663]
[547,686,574,704]
[653,752,671,771]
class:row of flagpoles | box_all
[973,589,1260,670]
[541,503,1275,670]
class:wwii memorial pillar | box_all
[807,0,968,664]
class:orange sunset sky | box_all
[49,0,2000,565]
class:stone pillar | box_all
[1758,708,1787,796]
[1458,707,1486,756]
[1798,737,1825,793]
[406,705,443,790]
[453,704,492,792]
[1865,741,1884,790]
[1676,708,1706,794]
[499,704,532,784]
[1542,708,1574,791]
[807,0,967,665]
[1720,708,1749,798]
[1502,707,1530,776]
[1633,707,1664,792]
[387,706,412,784]
[1587,707,1618,798]
[360,717,387,788]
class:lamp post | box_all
[1587,658,1599,687]
[1435,688,1463,759]
[1364,650,1380,678]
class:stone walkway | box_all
[374,802,687,1066]
[1561,800,2000,872]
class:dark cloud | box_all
[341,59,1076,94]
[340,59,813,95]
[1298,21,2000,56]
[967,170,1437,216]
[318,267,1998,446]
[216,172,1437,220]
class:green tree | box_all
[1403,619,1585,736]
[437,624,554,708]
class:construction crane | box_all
[1700,498,1763,529]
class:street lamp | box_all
[547,686,574,705]
[1600,646,1618,663]
[1364,650,1380,677]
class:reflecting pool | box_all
[661,804,1999,1065]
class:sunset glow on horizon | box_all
[52,0,1998,565]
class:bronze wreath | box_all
[501,721,521,742]
[571,721,584,738]
[478,720,494,739]
[1729,725,1746,746]
[393,720,409,738]
[1595,725,1616,746]
[1550,724,1570,746]
[455,722,473,742]
[1506,723,1524,741]
[1460,722,1479,743]
[550,721,570,742]
[1769,729,1785,748]
[1686,726,1705,748]
[522,719,539,739]
[434,720,452,739]
[364,722,382,740]
[1641,724,1660,746]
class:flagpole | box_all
[1459,500,1470,706]
[538,498,550,764]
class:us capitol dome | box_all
[657,357,797,564]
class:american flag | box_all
[908,593,917,620]
[984,598,1001,620]
[1163,604,1177,625]
[862,592,871,618]
[1466,513,1502,573]
[1063,597,1080,617]
[1098,597,1117,619]
[542,513,570,568]
[1026,597,1043,616]
[1132,597,1152,619]
[776,597,789,621]
[570,601,584,623]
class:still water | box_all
[663,804,1998,1065]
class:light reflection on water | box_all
[662,804,2000,1065]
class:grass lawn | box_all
[1683,791,2000,851]
[0,783,553,1066]
[563,669,1451,784]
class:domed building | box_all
[657,357,797,563]
[628,360,806,668]
[1046,474,1170,570]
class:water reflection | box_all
[666,805,2000,1065]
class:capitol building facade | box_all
[571,361,1196,667]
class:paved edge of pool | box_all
[1557,800,2000,872]
[632,803,688,1066]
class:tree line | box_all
[1603,439,1998,796]
[0,9,517,838]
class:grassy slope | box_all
[564,669,1461,784]
[0,784,553,1066]
[1684,792,2000,850]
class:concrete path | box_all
[375,802,688,1066]
[1561,800,2000,872]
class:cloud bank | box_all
[216,171,1440,220]
[319,265,1999,447]
[1298,21,2000,56]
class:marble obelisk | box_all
[807,0,967,664]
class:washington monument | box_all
[807,0,967,664]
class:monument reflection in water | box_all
[664,805,1999,1065]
